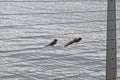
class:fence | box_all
[0,0,120,80]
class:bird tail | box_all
[45,45,49,47]
[64,44,68,47]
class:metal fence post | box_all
[106,0,117,80]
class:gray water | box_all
[0,1,120,80]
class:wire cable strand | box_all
[0,29,120,44]
[0,29,120,41]
[0,19,120,28]
[0,49,106,66]
[0,0,107,2]
[0,10,120,16]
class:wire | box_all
[53,69,105,80]
[0,10,120,16]
[0,66,105,80]
[0,19,120,28]
[0,28,120,41]
[0,70,36,79]
[0,0,107,2]
[0,46,45,53]
[0,49,106,65]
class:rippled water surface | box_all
[0,1,120,80]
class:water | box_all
[0,1,120,80]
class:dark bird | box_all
[45,39,58,47]
[64,37,82,47]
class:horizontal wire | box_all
[0,68,105,80]
[0,50,106,66]
[0,10,120,16]
[53,70,105,80]
[0,71,28,79]
[0,0,107,2]
[0,68,107,80]
[55,64,115,79]
[0,70,35,79]
[0,29,110,41]
[0,20,107,27]
[0,28,120,41]
[0,19,120,28]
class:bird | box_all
[45,39,58,47]
[64,37,82,47]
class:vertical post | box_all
[106,0,117,80]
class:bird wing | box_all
[45,41,55,47]
[64,40,74,47]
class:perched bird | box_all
[64,37,82,47]
[45,39,58,47]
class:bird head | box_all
[78,37,82,40]
[54,39,57,42]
